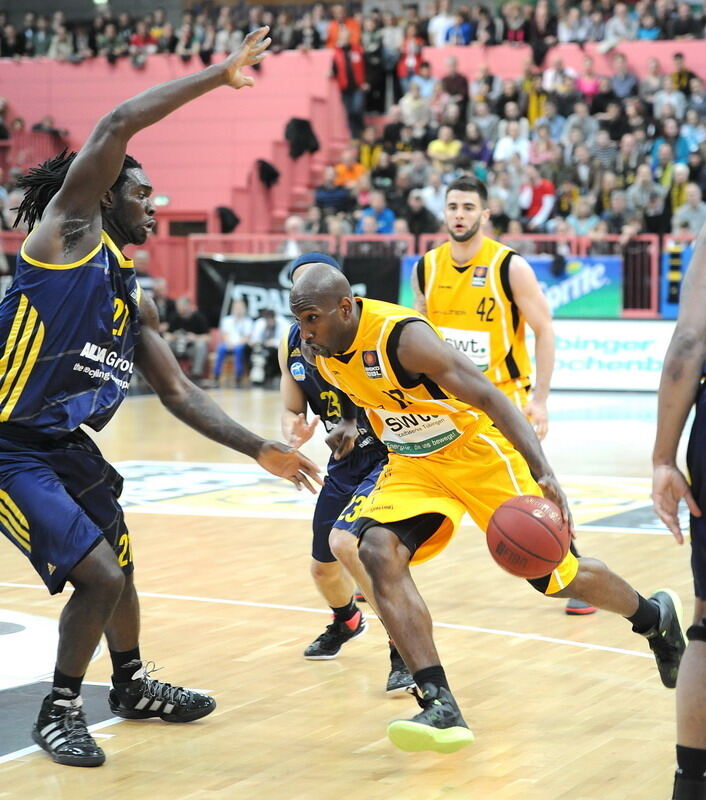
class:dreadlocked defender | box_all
[3,28,321,768]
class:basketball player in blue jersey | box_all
[3,28,321,768]
[279,252,413,692]
[653,221,706,800]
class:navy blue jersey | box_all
[0,231,141,438]
[282,323,387,462]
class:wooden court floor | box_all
[0,388,693,800]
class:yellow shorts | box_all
[498,381,531,411]
[359,422,578,595]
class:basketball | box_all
[486,495,570,579]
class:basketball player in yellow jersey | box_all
[290,264,684,755]
[413,173,551,436]
[414,174,595,616]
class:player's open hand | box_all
[537,474,574,538]
[257,440,322,493]
[652,464,701,545]
[223,27,271,89]
[523,397,548,441]
[289,413,319,448]
[325,418,358,461]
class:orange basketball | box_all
[486,495,570,579]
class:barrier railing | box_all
[0,230,662,318]
[339,235,416,258]
[577,233,659,318]
[185,234,337,298]
[0,231,25,255]
[418,232,581,257]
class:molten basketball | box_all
[486,495,570,579]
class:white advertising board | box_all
[537,319,677,391]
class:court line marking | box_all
[0,716,123,766]
[0,581,652,660]
[0,678,214,766]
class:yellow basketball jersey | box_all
[315,298,490,457]
[420,238,532,395]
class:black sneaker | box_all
[672,772,706,799]
[354,589,367,603]
[32,694,105,767]
[109,661,216,722]
[641,589,685,689]
[387,684,475,753]
[303,609,367,660]
[386,651,415,693]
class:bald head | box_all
[289,264,357,358]
[290,263,353,309]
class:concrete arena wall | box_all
[0,49,336,211]
[422,40,706,84]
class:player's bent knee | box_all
[329,527,356,561]
[358,526,407,578]
[69,539,126,598]
[687,623,706,643]
[310,558,339,582]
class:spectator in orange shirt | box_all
[326,3,361,48]
[334,147,367,189]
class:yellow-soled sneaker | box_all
[387,684,474,754]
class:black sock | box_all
[413,665,449,692]
[331,599,357,623]
[110,647,141,683]
[626,593,660,633]
[389,641,400,660]
[677,745,706,781]
[51,668,83,701]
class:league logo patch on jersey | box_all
[290,361,306,381]
[471,266,488,287]
[362,350,382,379]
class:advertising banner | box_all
[197,254,401,326]
[660,243,692,321]
[528,255,622,319]
[398,254,622,319]
[547,319,676,391]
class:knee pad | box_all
[686,623,706,643]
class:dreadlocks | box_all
[13,151,143,231]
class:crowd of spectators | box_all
[5,1,706,66]
[3,1,706,246]
[308,43,706,245]
[146,273,287,388]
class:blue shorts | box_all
[688,382,706,599]
[0,427,131,595]
[312,446,386,563]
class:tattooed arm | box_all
[135,293,321,491]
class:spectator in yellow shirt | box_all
[426,124,462,171]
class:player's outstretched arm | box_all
[652,223,706,542]
[278,333,319,447]
[135,294,321,493]
[26,29,271,265]
[509,254,555,440]
[396,320,570,522]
